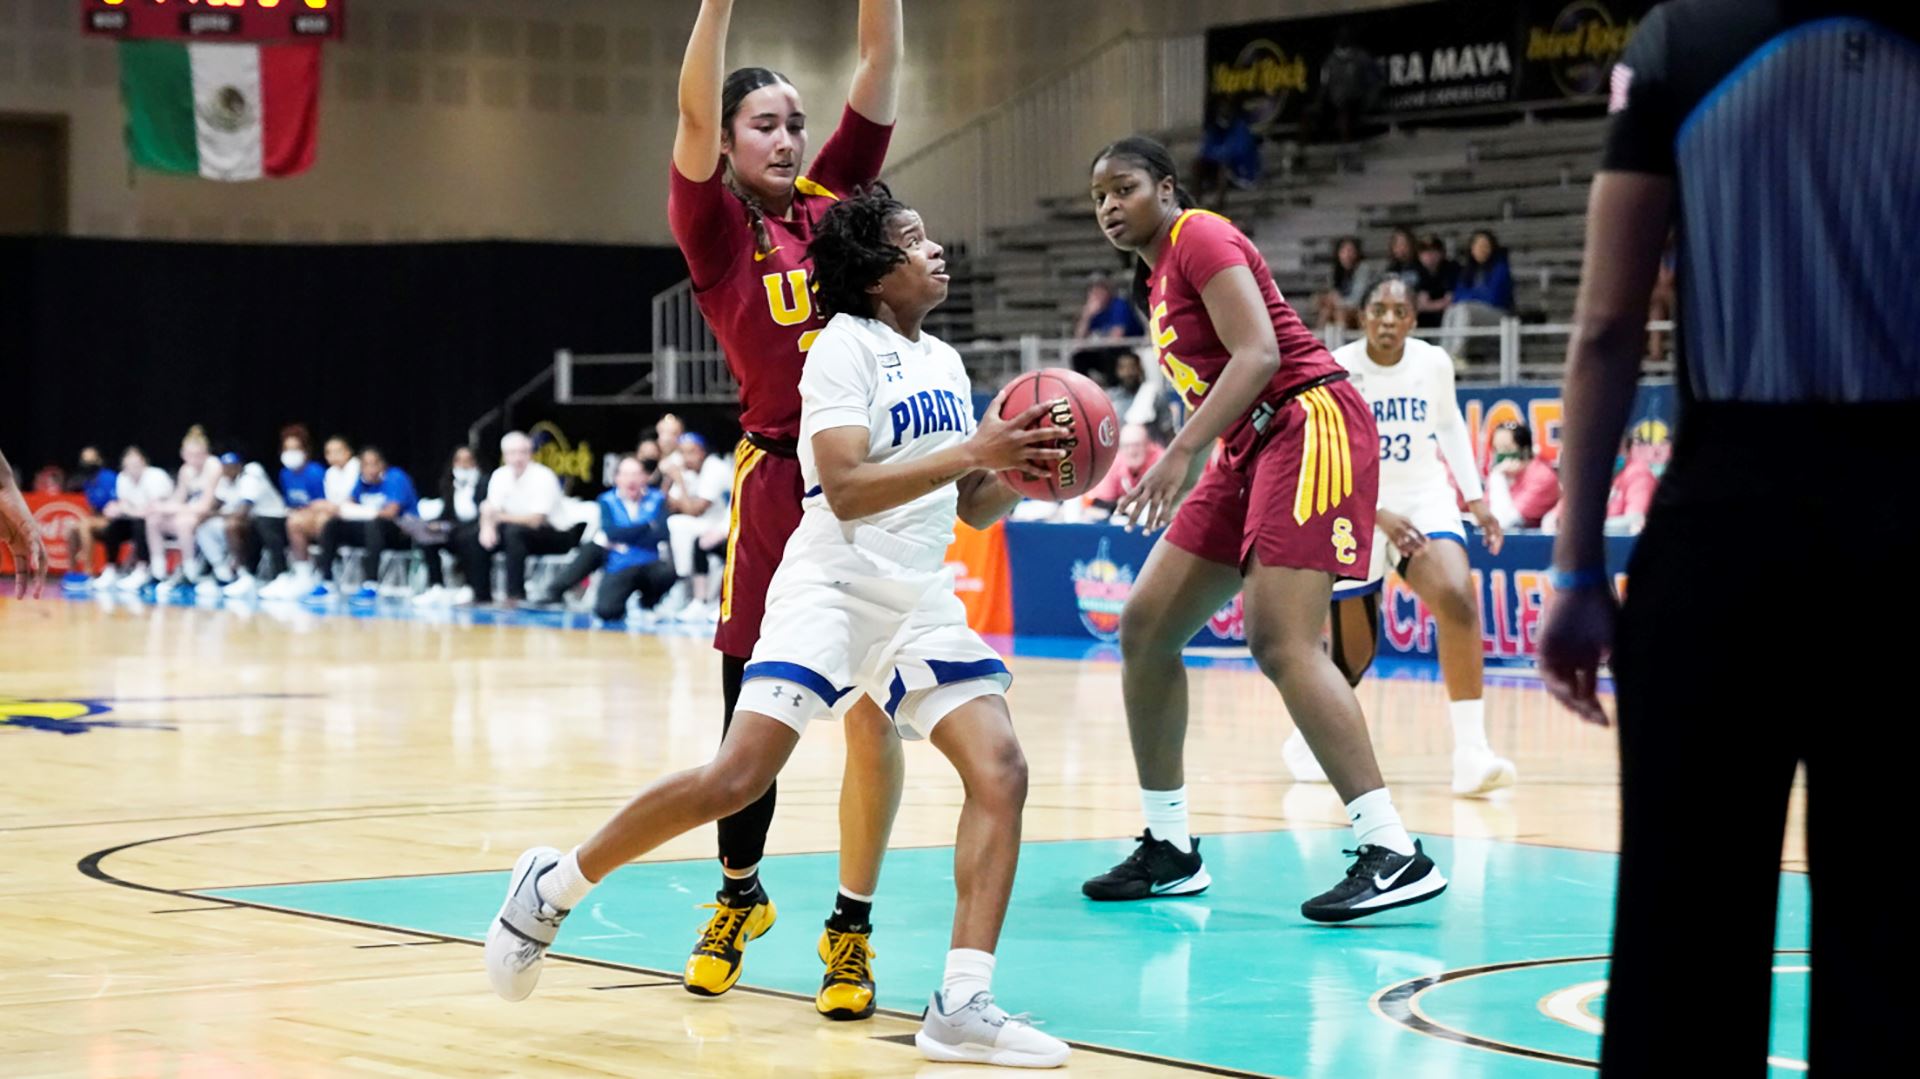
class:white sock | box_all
[941,947,996,1007]
[837,885,874,903]
[1346,788,1415,856]
[721,862,758,881]
[535,847,595,911]
[1140,786,1192,853]
[1450,699,1489,752]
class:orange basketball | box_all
[995,368,1120,501]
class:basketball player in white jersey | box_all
[1283,279,1517,796]
[484,190,1072,1068]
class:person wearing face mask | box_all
[59,446,117,591]
[265,433,354,599]
[410,446,487,608]
[1483,422,1560,529]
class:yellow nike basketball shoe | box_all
[683,883,777,996]
[815,926,877,1020]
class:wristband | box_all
[1548,567,1609,591]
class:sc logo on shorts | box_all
[1331,518,1358,566]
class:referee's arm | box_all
[1553,173,1672,576]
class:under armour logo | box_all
[780,688,804,707]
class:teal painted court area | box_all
[208,832,1810,1078]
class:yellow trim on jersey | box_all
[718,439,767,624]
[1167,208,1232,248]
[794,176,840,201]
[1292,387,1353,524]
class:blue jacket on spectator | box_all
[1454,254,1514,311]
[598,488,669,574]
[281,461,327,507]
[351,467,418,516]
[1088,295,1145,338]
[84,468,118,512]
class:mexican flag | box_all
[120,41,321,181]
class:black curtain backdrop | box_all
[0,237,693,481]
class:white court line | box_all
[1542,978,1809,1072]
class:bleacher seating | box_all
[939,116,1610,352]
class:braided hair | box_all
[809,185,908,319]
[1089,135,1196,314]
[721,66,796,258]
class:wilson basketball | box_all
[996,368,1120,501]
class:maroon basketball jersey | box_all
[1145,209,1343,457]
[668,104,893,441]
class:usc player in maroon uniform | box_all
[1080,137,1448,923]
[482,0,904,1021]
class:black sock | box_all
[827,889,873,933]
[720,869,762,903]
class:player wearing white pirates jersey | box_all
[1283,280,1517,797]
[486,192,1075,1068]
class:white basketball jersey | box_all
[1332,337,1483,507]
[797,313,976,555]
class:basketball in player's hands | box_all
[994,369,1120,501]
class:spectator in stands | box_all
[527,456,677,621]
[271,434,355,598]
[654,413,686,473]
[409,446,486,608]
[1312,27,1382,144]
[1072,273,1145,383]
[1383,227,1420,290]
[1606,421,1665,534]
[1646,237,1677,361]
[60,446,115,590]
[1314,237,1375,331]
[663,432,732,622]
[102,446,174,591]
[1106,350,1172,443]
[277,425,328,512]
[455,430,574,608]
[208,449,288,599]
[1485,422,1560,529]
[1413,233,1457,330]
[635,438,669,489]
[147,426,223,595]
[1442,229,1515,359]
[1086,423,1165,520]
[313,446,418,602]
[1192,98,1261,211]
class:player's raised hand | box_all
[968,383,1069,477]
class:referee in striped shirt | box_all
[1542,1,1918,1074]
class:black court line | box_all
[354,940,454,950]
[75,816,1277,1078]
[151,904,239,914]
[1372,948,1814,1069]
[591,981,683,991]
